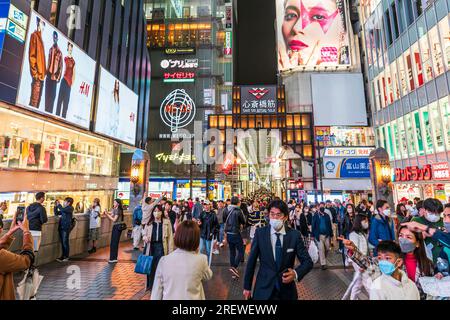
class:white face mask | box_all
[347,208,353,213]
[425,212,440,223]
[362,221,369,230]
[383,209,391,217]
[270,219,284,231]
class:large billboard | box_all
[276,0,351,71]
[240,85,277,114]
[324,157,370,179]
[16,11,95,129]
[95,66,138,145]
[311,73,367,126]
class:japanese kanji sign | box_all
[240,85,277,114]
[324,158,371,179]
[160,59,199,69]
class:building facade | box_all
[359,0,450,202]
[0,0,151,217]
[139,0,232,200]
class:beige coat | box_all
[0,232,33,300]
[142,219,174,256]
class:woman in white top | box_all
[344,213,370,300]
[151,220,213,300]
[87,198,101,254]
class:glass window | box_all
[439,97,450,150]
[391,121,400,159]
[385,65,394,104]
[413,111,425,155]
[397,117,408,158]
[429,26,445,76]
[397,56,408,96]
[405,114,417,157]
[0,108,119,176]
[420,107,434,154]
[391,61,400,100]
[411,42,424,87]
[419,34,434,82]
[438,16,450,71]
[381,75,388,107]
[404,50,416,91]
[429,102,445,152]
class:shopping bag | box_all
[17,267,44,300]
[134,245,153,275]
[308,238,319,264]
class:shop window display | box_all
[413,111,425,155]
[429,102,445,152]
[405,114,417,157]
[397,56,408,96]
[429,26,445,77]
[438,16,449,71]
[439,97,450,150]
[390,61,400,100]
[419,34,434,82]
[404,50,415,92]
[385,65,394,105]
[397,117,408,159]
[0,108,119,176]
[420,107,434,154]
[411,42,424,87]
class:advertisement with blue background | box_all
[0,0,9,61]
[324,157,370,179]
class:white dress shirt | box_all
[270,225,298,281]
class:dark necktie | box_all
[275,233,283,290]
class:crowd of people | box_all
[1,191,450,301]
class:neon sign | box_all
[160,89,196,133]
[161,59,199,69]
[155,153,196,163]
[394,165,432,182]
[163,72,195,83]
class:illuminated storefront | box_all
[360,0,450,202]
[393,162,450,202]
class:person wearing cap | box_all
[198,200,219,264]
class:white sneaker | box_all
[213,250,220,255]
[108,260,118,263]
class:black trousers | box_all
[58,229,70,258]
[44,77,57,113]
[109,224,122,260]
[56,78,71,118]
[146,242,164,290]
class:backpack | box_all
[69,217,77,232]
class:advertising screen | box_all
[95,66,138,145]
[324,157,370,178]
[16,11,95,129]
[276,0,351,71]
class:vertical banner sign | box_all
[224,31,232,57]
[0,1,10,61]
[225,3,232,30]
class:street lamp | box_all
[380,162,392,183]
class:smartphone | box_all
[281,268,290,275]
[16,206,26,225]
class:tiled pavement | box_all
[16,239,368,300]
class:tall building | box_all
[359,0,450,202]
[141,0,232,200]
[0,0,151,217]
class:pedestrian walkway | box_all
[17,240,367,300]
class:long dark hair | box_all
[398,225,433,276]
[113,80,120,103]
[345,203,356,217]
[350,214,368,234]
[149,204,164,224]
[396,203,406,217]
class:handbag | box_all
[118,210,127,231]
[307,236,319,264]
[17,266,44,300]
[134,245,153,275]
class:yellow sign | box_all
[155,153,196,163]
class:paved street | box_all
[15,240,368,300]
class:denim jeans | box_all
[200,238,212,263]
[59,229,70,258]
[146,242,164,290]
[227,233,244,269]
[219,223,225,243]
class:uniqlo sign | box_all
[432,162,450,180]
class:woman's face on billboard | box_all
[280,0,340,65]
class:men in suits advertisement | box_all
[16,11,95,129]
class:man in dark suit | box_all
[243,200,314,300]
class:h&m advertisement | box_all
[95,66,138,145]
[16,11,95,129]
[276,0,351,70]
[324,157,370,179]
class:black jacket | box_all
[293,213,309,238]
[54,204,74,231]
[27,202,48,231]
[244,226,314,300]
[224,205,246,234]
[199,211,219,241]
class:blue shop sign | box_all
[339,158,370,178]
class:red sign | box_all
[164,72,195,80]
[432,162,450,180]
[395,165,432,182]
